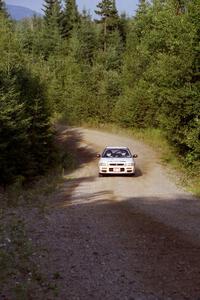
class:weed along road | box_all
[32,127,200,299]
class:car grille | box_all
[109,163,124,166]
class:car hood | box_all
[99,158,134,164]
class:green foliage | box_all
[0,0,199,186]
[42,0,63,57]
[115,0,200,166]
[0,14,55,185]
[75,15,98,65]
[43,0,63,28]
[95,0,119,30]
[0,79,28,184]
[0,0,9,17]
[62,0,79,38]
[95,0,120,51]
[0,0,4,11]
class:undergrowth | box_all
[0,213,42,299]
[0,126,77,299]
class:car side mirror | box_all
[133,154,138,158]
[96,154,101,158]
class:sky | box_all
[5,0,139,16]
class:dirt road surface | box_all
[22,127,200,299]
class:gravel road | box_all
[29,127,200,299]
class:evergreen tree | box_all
[0,0,9,17]
[43,0,54,20]
[95,0,119,51]
[118,13,128,48]
[43,0,63,31]
[0,0,4,11]
[0,77,29,185]
[0,13,55,185]
[0,0,6,13]
[62,0,79,38]
[0,0,199,186]
[75,14,97,65]
[188,0,200,84]
[114,0,200,167]
[42,0,63,57]
[17,70,54,176]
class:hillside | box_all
[6,4,41,20]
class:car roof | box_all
[105,147,129,149]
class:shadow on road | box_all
[49,126,200,298]
[51,189,200,299]
[56,126,97,172]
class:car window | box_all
[102,149,131,158]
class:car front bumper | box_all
[99,166,135,175]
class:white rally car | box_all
[97,147,138,176]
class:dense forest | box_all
[0,0,199,185]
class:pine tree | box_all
[0,0,9,17]
[42,0,63,56]
[18,71,54,175]
[95,0,119,51]
[43,0,63,31]
[62,0,79,38]
[0,13,55,185]
[0,78,29,185]
[118,13,128,47]
[43,0,54,20]
[0,0,4,11]
[0,0,5,12]
[75,13,97,65]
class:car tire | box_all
[99,173,104,177]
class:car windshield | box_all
[102,148,132,158]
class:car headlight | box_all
[99,163,107,166]
[126,163,134,166]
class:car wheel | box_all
[99,173,104,177]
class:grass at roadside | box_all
[0,126,77,299]
[0,209,62,299]
[83,122,200,197]
[0,213,39,299]
[0,169,65,299]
